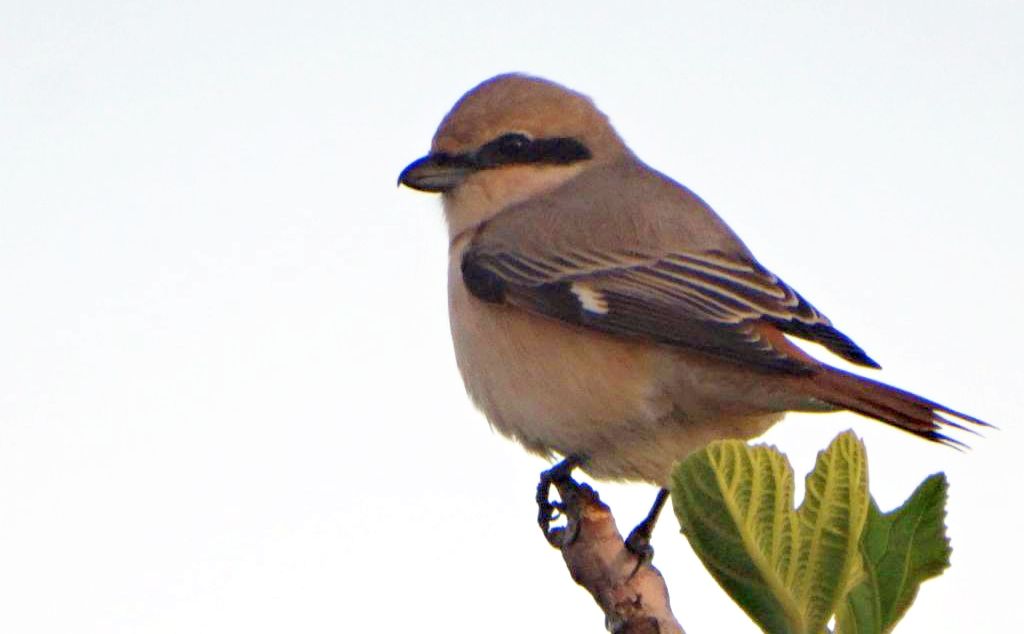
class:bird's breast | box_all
[447,244,672,457]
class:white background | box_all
[2,1,1022,631]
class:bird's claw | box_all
[536,456,582,547]
[624,488,670,575]
[624,523,656,570]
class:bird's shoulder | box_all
[475,157,753,260]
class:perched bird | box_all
[398,74,986,538]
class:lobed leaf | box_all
[671,431,870,633]
[835,474,951,634]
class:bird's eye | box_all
[494,133,532,159]
[474,133,591,168]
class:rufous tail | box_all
[808,366,991,448]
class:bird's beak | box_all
[398,152,478,193]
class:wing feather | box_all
[462,245,880,373]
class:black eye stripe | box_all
[533,138,592,164]
[474,135,592,168]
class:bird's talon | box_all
[536,456,583,547]
[624,488,670,573]
[624,527,656,572]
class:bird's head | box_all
[399,74,628,236]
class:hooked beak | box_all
[398,152,478,193]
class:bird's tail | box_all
[807,366,991,447]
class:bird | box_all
[398,73,987,546]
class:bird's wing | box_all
[462,242,879,374]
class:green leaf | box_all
[671,440,802,632]
[835,474,951,634]
[671,431,870,634]
[795,432,870,630]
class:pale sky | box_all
[2,1,1022,632]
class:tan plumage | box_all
[400,73,987,486]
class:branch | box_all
[540,475,684,633]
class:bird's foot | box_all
[624,488,670,571]
[536,456,582,548]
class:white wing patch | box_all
[570,282,609,314]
